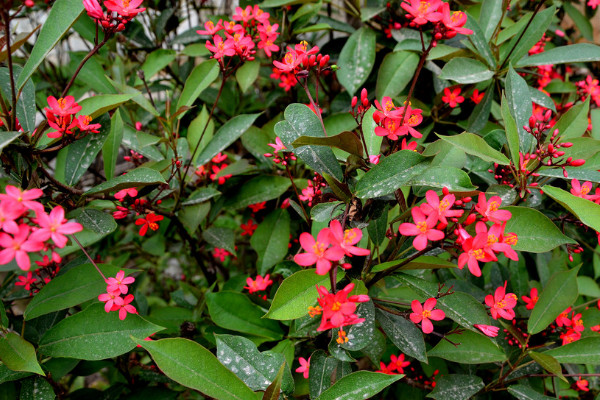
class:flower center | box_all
[57,98,66,109]
[504,233,518,245]
[487,234,498,245]
[312,241,327,257]
[581,186,590,195]
[439,199,450,212]
[421,309,431,318]
[149,222,159,231]
[416,221,428,233]
[123,0,130,8]
[337,329,349,344]
[343,229,357,244]
[471,248,486,260]
[450,11,462,23]
[331,301,342,311]
[488,201,500,212]
[418,1,431,13]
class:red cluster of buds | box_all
[83,0,145,32]
[264,137,296,166]
[350,88,372,122]
[373,96,424,140]
[271,42,331,92]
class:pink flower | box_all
[273,51,300,73]
[258,34,279,58]
[266,137,286,156]
[521,287,538,310]
[556,307,572,327]
[45,96,81,117]
[244,274,273,294]
[442,87,465,108]
[560,329,581,345]
[30,206,83,248]
[213,247,231,262]
[98,291,121,313]
[196,20,223,36]
[232,5,253,23]
[76,115,101,133]
[401,139,418,151]
[83,0,105,20]
[135,213,163,236]
[115,294,138,320]
[457,230,495,277]
[104,0,146,17]
[115,187,138,201]
[440,3,473,37]
[485,281,517,320]
[475,222,518,261]
[206,35,235,59]
[0,225,44,270]
[589,0,600,10]
[296,357,310,379]
[410,298,445,334]
[253,5,271,23]
[576,377,589,392]
[475,193,512,223]
[106,270,135,295]
[15,272,37,291]
[401,0,443,24]
[390,354,410,373]
[0,200,23,232]
[0,185,44,214]
[474,324,500,337]
[420,190,463,225]
[369,155,381,164]
[294,228,344,275]
[328,220,370,257]
[570,179,600,201]
[399,207,445,251]
[314,282,369,330]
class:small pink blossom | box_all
[399,207,445,251]
[106,270,135,295]
[115,187,138,201]
[328,220,370,257]
[244,274,273,294]
[474,324,500,337]
[485,281,517,320]
[475,193,512,223]
[31,206,83,248]
[296,357,310,379]
[294,228,344,275]
[104,0,146,17]
[0,225,44,271]
[410,298,445,334]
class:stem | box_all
[2,10,17,131]
[71,235,106,280]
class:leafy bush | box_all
[1,0,600,398]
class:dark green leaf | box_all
[203,227,236,255]
[336,300,376,351]
[438,132,510,165]
[236,60,260,93]
[251,209,290,275]
[544,185,600,232]
[187,105,215,164]
[428,330,506,364]
[376,51,419,99]
[502,6,555,65]
[0,131,21,154]
[337,27,376,96]
[552,96,590,139]
[85,167,166,196]
[505,66,534,152]
[562,3,593,41]
[501,94,520,165]
[440,58,494,84]
[518,44,600,67]
[543,337,600,365]
[0,333,44,375]
[479,0,502,40]
[408,166,476,191]
[317,371,402,400]
[427,374,484,400]
[224,175,291,209]
[292,131,364,158]
[181,187,221,206]
[508,384,555,400]
[376,309,427,362]
[75,209,117,236]
[464,15,496,68]
[19,376,55,400]
[176,60,220,119]
[262,362,286,400]
[529,352,566,382]
[102,109,123,179]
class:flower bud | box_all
[319,54,330,67]
[570,159,586,167]
[442,187,449,195]
[464,214,476,226]
[529,116,536,128]
[351,96,358,108]
[561,142,573,148]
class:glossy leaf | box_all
[102,109,123,179]
[75,209,117,236]
[464,14,495,68]
[24,264,128,320]
[262,362,286,400]
[503,206,576,253]
[529,352,566,382]
[251,209,290,275]
[440,58,494,84]
[506,65,535,152]
[517,44,600,67]
[502,6,555,65]
[551,96,590,139]
[507,384,555,400]
[479,0,502,40]
[337,27,376,96]
[224,175,291,209]
[77,94,134,119]
[528,267,580,334]
[275,104,343,181]
[437,132,509,165]
[195,113,260,166]
[136,337,257,400]
[38,304,163,360]
[176,59,220,119]
[0,333,44,375]
[501,94,520,166]
[17,0,84,90]
[317,371,402,400]
[428,330,506,364]
[543,337,600,365]
[544,186,600,232]
[203,227,236,255]
[355,150,428,199]
[19,376,55,400]
[0,131,22,154]
[408,166,476,191]
[236,60,260,93]
[0,67,35,134]
[85,167,166,196]
[265,270,345,320]
[336,300,376,351]
[376,51,419,99]
[206,291,283,340]
[292,131,364,158]
[376,309,427,362]
[188,105,215,163]
[427,374,484,400]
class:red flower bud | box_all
[570,159,586,167]
[442,187,449,195]
[529,116,536,128]
[548,143,554,153]
[351,96,358,108]
[319,54,330,67]
[464,214,477,226]
[561,142,573,148]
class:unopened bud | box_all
[442,187,449,195]
[465,214,477,226]
[561,142,573,148]
[570,159,586,167]
[529,116,536,128]
[351,96,358,108]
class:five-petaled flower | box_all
[296,357,310,379]
[31,206,83,248]
[441,87,465,108]
[399,207,445,251]
[244,274,273,294]
[135,213,164,236]
[410,298,445,334]
[521,287,538,310]
[485,281,517,320]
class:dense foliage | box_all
[1,0,600,398]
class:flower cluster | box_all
[98,270,138,320]
[298,173,327,207]
[195,153,232,185]
[83,0,146,32]
[309,283,370,343]
[0,185,83,271]
[200,5,279,65]
[264,137,296,166]
[555,307,585,345]
[15,255,62,294]
[244,274,273,298]
[294,220,370,275]
[401,0,473,39]
[376,354,411,375]
[373,96,424,140]
[111,184,165,237]
[271,42,331,92]
[45,96,101,139]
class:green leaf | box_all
[135,337,257,400]
[309,350,335,398]
[505,66,534,152]
[355,150,428,199]
[292,131,364,158]
[57,113,111,186]
[38,304,163,360]
[16,0,84,90]
[19,376,55,400]
[543,337,600,365]
[502,206,576,253]
[262,362,285,400]
[0,66,35,134]
[427,374,484,400]
[336,300,376,351]
[371,256,456,272]
[265,270,344,320]
[224,175,291,209]
[528,267,580,334]
[479,0,502,40]
[195,113,260,166]
[251,209,290,275]
[440,58,494,84]
[182,187,221,206]
[178,202,210,234]
[376,309,427,363]
[551,96,590,139]
[408,166,476,191]
[75,209,117,236]
[438,132,510,165]
[0,333,44,375]
[518,44,600,67]
[362,107,382,157]
[529,86,556,112]
[215,335,294,394]
[102,109,123,179]
[275,104,343,181]
[502,6,555,65]
[562,3,593,41]
[135,49,176,84]
[85,167,166,196]
[236,60,260,93]
[0,131,21,154]
[508,384,556,400]
[311,201,344,222]
[317,371,402,400]
[464,14,496,68]
[176,59,220,119]
[395,274,492,332]
[337,27,376,96]
[206,291,283,340]
[543,185,600,232]
[203,227,236,255]
[187,105,215,164]
[376,51,420,99]
[501,94,521,166]
[529,352,566,383]
[428,330,506,364]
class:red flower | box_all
[244,274,273,294]
[521,287,538,310]
[401,0,443,25]
[104,0,146,17]
[571,313,584,332]
[470,89,485,104]
[485,282,517,320]
[390,354,411,373]
[442,87,465,108]
[376,361,397,374]
[115,187,138,201]
[399,207,445,251]
[294,228,344,275]
[576,377,589,392]
[240,219,258,236]
[0,225,44,271]
[420,190,464,225]
[410,298,445,334]
[83,0,105,20]
[556,307,572,327]
[106,270,135,295]
[114,294,138,320]
[15,272,37,292]
[314,282,369,331]
[457,229,495,277]
[273,51,301,73]
[474,324,500,337]
[30,206,83,248]
[210,164,232,185]
[248,202,267,213]
[213,247,231,262]
[135,213,164,236]
[475,193,512,223]
[296,357,310,379]
[560,329,581,345]
[45,96,81,117]
[328,220,370,257]
[440,3,473,37]
[76,115,101,133]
